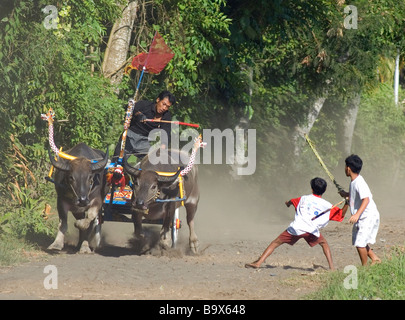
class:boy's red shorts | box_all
[278,230,325,247]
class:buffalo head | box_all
[49,147,109,207]
[123,157,181,213]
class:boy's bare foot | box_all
[371,258,381,266]
[245,261,260,269]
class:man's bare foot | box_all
[371,258,381,266]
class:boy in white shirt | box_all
[245,177,346,270]
[339,154,381,266]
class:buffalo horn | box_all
[48,147,70,172]
[122,156,141,178]
[91,146,109,171]
[156,168,181,184]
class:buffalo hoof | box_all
[79,242,93,254]
[134,233,145,240]
[190,240,199,254]
[48,241,64,251]
[159,237,171,250]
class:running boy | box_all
[339,154,381,266]
[245,177,346,270]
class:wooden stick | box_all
[311,199,346,221]
[144,119,200,128]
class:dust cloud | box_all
[193,155,404,248]
[194,164,293,245]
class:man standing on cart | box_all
[113,90,176,161]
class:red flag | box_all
[131,32,174,74]
[329,207,344,222]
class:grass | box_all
[0,195,58,267]
[0,235,47,267]
[0,207,57,267]
[305,246,405,300]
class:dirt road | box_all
[0,166,404,300]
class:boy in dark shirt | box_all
[114,90,176,159]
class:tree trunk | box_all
[342,93,361,155]
[394,48,400,105]
[228,66,254,179]
[102,1,138,87]
[293,96,327,156]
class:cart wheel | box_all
[171,207,181,248]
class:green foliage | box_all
[155,0,231,97]
[6,187,56,239]
[0,0,122,243]
[352,84,405,185]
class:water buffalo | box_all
[48,142,108,253]
[123,149,200,253]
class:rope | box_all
[304,133,343,192]
[41,108,77,160]
[41,109,59,154]
[180,134,206,176]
